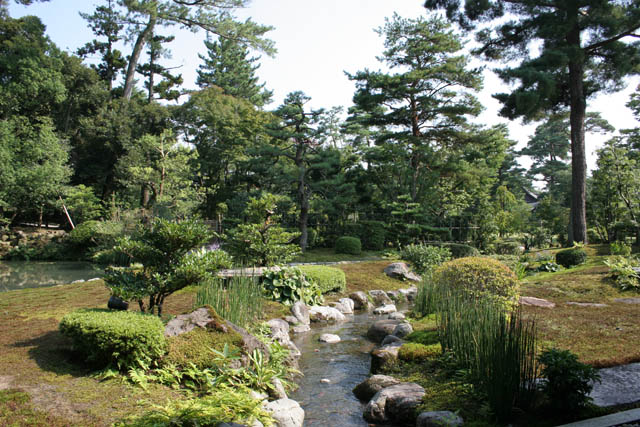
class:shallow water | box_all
[0,260,103,292]
[290,311,378,427]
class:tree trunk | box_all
[568,27,588,245]
[123,14,156,101]
[297,157,309,252]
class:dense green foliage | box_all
[400,244,451,275]
[59,309,166,370]
[297,265,346,294]
[261,267,323,306]
[538,348,601,413]
[555,247,588,268]
[335,236,362,255]
[433,257,520,310]
[194,276,264,327]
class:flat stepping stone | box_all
[520,296,556,308]
[319,333,341,344]
[590,362,640,407]
[615,298,640,304]
[566,302,608,308]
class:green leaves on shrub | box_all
[261,267,323,306]
[604,255,640,290]
[610,241,632,256]
[433,257,520,311]
[494,241,524,255]
[297,265,346,293]
[538,348,601,413]
[59,309,166,371]
[335,236,361,255]
[428,242,479,258]
[400,244,451,275]
[555,247,587,268]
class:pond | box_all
[0,261,103,292]
[291,311,377,426]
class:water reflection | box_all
[0,261,103,292]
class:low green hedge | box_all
[297,265,347,294]
[555,247,588,268]
[59,309,167,370]
[335,236,362,255]
[429,242,479,258]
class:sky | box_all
[8,0,640,173]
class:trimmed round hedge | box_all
[59,309,166,370]
[297,265,346,294]
[555,247,587,268]
[335,236,362,255]
[433,257,520,310]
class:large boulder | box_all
[309,306,346,323]
[416,411,464,427]
[369,290,393,306]
[349,291,371,310]
[384,262,422,282]
[373,304,397,315]
[353,374,401,401]
[263,398,304,427]
[367,319,402,343]
[266,319,301,358]
[370,342,402,373]
[392,322,413,339]
[363,383,425,425]
[291,301,310,325]
[164,307,269,367]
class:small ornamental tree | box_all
[104,218,231,316]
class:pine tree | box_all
[196,35,272,107]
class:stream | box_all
[290,311,379,426]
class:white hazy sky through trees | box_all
[9,0,640,174]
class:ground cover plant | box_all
[296,265,346,293]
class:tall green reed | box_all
[195,275,263,328]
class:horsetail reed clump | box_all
[195,275,263,328]
[421,282,539,422]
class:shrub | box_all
[59,309,166,370]
[494,241,524,255]
[429,242,479,258]
[335,236,361,255]
[538,348,601,413]
[538,261,560,273]
[261,267,323,306]
[555,247,587,268]
[433,257,520,311]
[164,327,243,370]
[360,220,387,250]
[604,255,640,290]
[297,265,346,293]
[610,241,632,256]
[400,244,451,275]
[398,343,442,362]
[195,275,263,328]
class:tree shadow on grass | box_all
[12,330,94,378]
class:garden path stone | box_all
[308,305,346,323]
[291,301,310,325]
[566,302,608,307]
[349,291,370,310]
[417,411,464,427]
[369,290,393,305]
[363,382,425,425]
[590,362,640,407]
[318,333,341,344]
[353,374,401,401]
[384,262,422,282]
[615,297,640,304]
[373,304,397,315]
[520,296,556,308]
[263,398,304,427]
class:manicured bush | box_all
[261,267,323,306]
[555,247,587,268]
[494,241,524,255]
[335,236,361,255]
[538,348,601,413]
[400,244,451,275]
[433,257,520,310]
[59,309,166,370]
[297,265,346,294]
[398,343,442,362]
[360,220,387,250]
[164,327,243,370]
